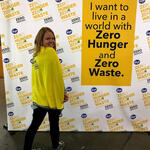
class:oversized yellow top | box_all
[31,47,64,109]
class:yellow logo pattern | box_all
[82,117,100,131]
[57,2,76,21]
[9,116,26,130]
[0,1,21,19]
[5,63,24,78]
[14,33,33,51]
[92,91,110,106]
[29,1,49,19]
[60,117,76,131]
[107,118,124,131]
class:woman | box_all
[24,27,68,150]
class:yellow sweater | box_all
[31,47,64,109]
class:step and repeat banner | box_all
[0,0,150,131]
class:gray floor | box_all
[0,78,150,150]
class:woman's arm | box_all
[64,91,69,103]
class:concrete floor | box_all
[1,78,150,150]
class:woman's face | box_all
[42,31,55,48]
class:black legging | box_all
[23,107,61,150]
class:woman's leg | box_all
[23,107,47,150]
[48,109,61,149]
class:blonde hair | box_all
[34,27,56,56]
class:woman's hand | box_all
[64,92,69,103]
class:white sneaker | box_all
[54,141,65,150]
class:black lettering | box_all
[95,59,101,67]
[88,40,95,48]
[100,70,105,76]
[89,68,99,76]
[106,70,111,76]
[85,24,93,29]
[96,30,102,39]
[115,71,121,77]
